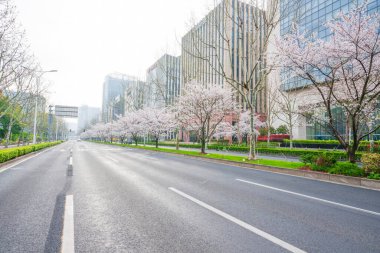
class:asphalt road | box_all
[0,141,379,252]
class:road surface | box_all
[0,141,379,252]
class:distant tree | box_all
[276,125,289,135]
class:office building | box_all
[124,78,147,113]
[145,54,181,108]
[77,105,100,133]
[279,0,380,139]
[181,0,267,113]
[102,73,139,122]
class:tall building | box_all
[181,0,267,113]
[278,0,380,139]
[280,0,380,91]
[145,54,181,108]
[124,78,147,113]
[102,73,139,122]
[77,105,100,133]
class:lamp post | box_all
[32,69,58,144]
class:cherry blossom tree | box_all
[233,111,265,145]
[141,108,175,148]
[174,81,237,154]
[91,123,108,142]
[114,116,129,144]
[276,5,380,162]
[122,111,145,145]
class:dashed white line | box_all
[169,187,306,253]
[69,157,73,166]
[236,179,380,216]
[62,195,75,253]
[105,155,119,163]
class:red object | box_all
[257,134,290,142]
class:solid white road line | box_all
[62,195,75,253]
[0,146,55,174]
[169,187,306,253]
[236,179,380,216]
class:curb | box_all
[94,142,380,191]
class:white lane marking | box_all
[236,179,380,216]
[0,146,55,174]
[169,187,306,253]
[105,155,119,163]
[62,195,75,253]
[69,157,73,166]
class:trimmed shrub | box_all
[328,162,365,177]
[0,141,62,164]
[361,153,380,173]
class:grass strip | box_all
[93,141,304,170]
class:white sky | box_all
[14,0,216,108]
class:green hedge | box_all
[0,141,62,163]
[282,139,379,153]
[256,147,361,161]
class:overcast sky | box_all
[14,0,216,108]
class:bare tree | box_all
[273,89,301,148]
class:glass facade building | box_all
[280,0,380,91]
[146,54,181,108]
[280,0,380,140]
[102,73,139,123]
[181,0,267,113]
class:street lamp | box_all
[32,69,58,144]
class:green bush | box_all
[300,153,317,164]
[367,172,380,180]
[311,164,330,172]
[309,152,337,173]
[315,152,337,167]
[328,162,365,177]
[361,153,380,174]
[256,147,360,160]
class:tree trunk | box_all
[5,118,14,148]
[248,109,256,160]
[134,138,138,146]
[267,128,270,146]
[175,129,179,150]
[201,139,206,154]
[155,138,159,148]
[347,147,356,163]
